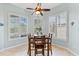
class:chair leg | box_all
[51,45,52,55]
[42,48,44,56]
[51,50,52,55]
[49,44,52,55]
[35,48,36,56]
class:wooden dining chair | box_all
[27,33,31,55]
[27,33,35,56]
[27,34,30,55]
[49,33,53,55]
[34,36,45,56]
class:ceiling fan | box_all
[26,3,51,16]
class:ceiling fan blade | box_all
[40,12,43,16]
[26,8,34,10]
[41,9,50,11]
[31,12,34,15]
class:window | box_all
[8,13,27,40]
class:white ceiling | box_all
[12,3,61,10]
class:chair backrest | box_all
[34,36,45,45]
[49,33,53,44]
[49,33,52,38]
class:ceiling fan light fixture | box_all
[26,3,50,16]
[35,11,40,15]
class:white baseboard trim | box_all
[66,48,79,56]
[0,42,26,52]
[53,44,79,56]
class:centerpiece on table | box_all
[35,26,42,36]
